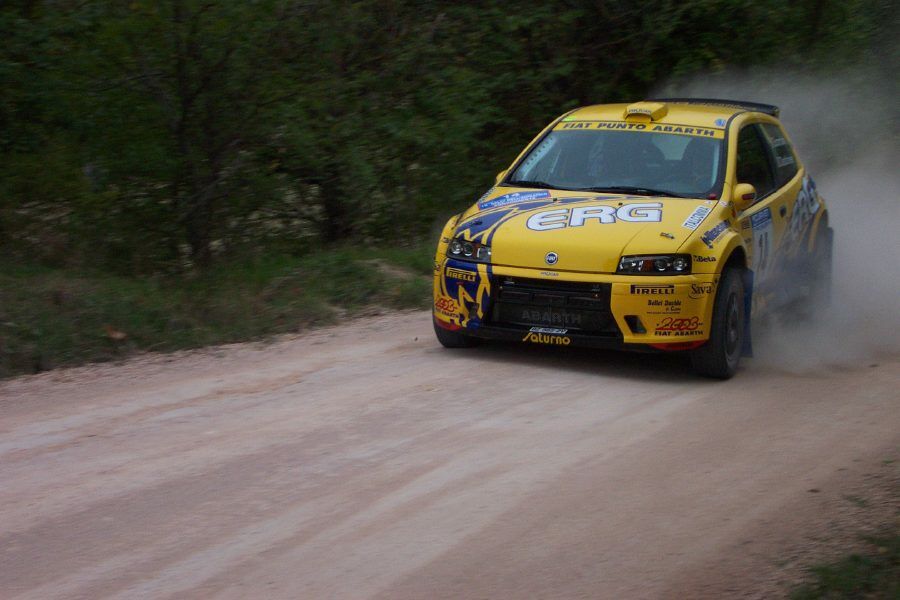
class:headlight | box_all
[447,237,491,263]
[617,254,691,275]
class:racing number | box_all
[749,207,774,280]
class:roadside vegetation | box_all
[791,528,900,599]
[1,0,895,376]
[1,245,431,376]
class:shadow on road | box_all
[433,339,713,384]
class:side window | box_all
[736,125,775,198]
[760,123,799,186]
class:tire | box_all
[433,319,479,348]
[793,223,834,321]
[690,267,745,379]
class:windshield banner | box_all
[555,120,725,139]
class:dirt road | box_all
[1,310,898,599]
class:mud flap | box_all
[742,269,754,357]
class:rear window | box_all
[760,123,799,186]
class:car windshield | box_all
[507,129,725,198]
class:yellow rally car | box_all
[432,98,833,378]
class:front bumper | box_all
[433,259,719,349]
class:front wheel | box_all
[433,319,479,348]
[690,267,745,379]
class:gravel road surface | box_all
[1,310,898,599]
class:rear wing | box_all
[648,97,780,118]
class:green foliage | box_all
[791,529,900,599]
[0,244,432,377]
[0,0,889,275]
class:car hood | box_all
[454,188,718,273]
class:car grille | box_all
[490,277,618,335]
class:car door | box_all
[736,123,793,292]
[757,122,813,263]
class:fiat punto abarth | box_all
[432,98,833,378]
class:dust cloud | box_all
[657,69,900,372]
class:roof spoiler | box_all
[647,97,780,118]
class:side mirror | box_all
[733,183,757,212]
[495,169,508,184]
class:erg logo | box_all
[526,203,662,231]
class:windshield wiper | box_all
[504,179,574,191]
[577,186,687,198]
